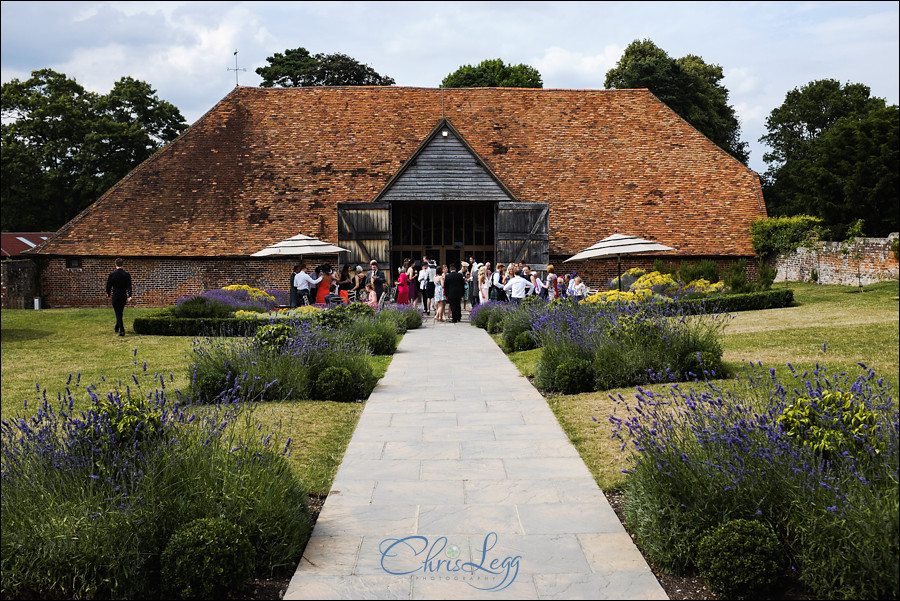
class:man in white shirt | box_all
[503,266,535,305]
[293,264,322,306]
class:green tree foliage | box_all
[441,58,543,88]
[605,40,749,164]
[1,69,187,231]
[760,79,898,237]
[256,47,395,87]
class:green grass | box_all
[1,309,393,497]
[501,281,900,490]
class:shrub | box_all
[750,215,823,260]
[612,364,898,598]
[375,306,408,335]
[501,309,533,352]
[487,308,506,334]
[723,259,753,294]
[652,258,678,275]
[687,289,793,313]
[174,296,232,319]
[356,318,399,355]
[777,391,880,459]
[1,371,312,599]
[314,305,354,330]
[346,302,376,318]
[554,357,593,395]
[469,301,503,329]
[315,366,358,402]
[679,259,720,284]
[393,304,423,329]
[608,267,645,291]
[133,315,261,337]
[514,330,539,352]
[696,519,783,599]
[756,261,777,291]
[254,323,294,353]
[161,517,255,600]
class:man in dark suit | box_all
[105,258,133,336]
[443,263,465,323]
[365,260,387,301]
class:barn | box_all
[26,86,766,307]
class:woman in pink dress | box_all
[396,271,410,305]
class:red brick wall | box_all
[37,253,761,308]
[38,257,316,308]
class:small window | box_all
[65,258,82,269]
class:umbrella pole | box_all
[617,255,623,292]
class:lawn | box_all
[0,308,392,497]
[503,281,900,490]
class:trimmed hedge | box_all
[133,316,263,336]
[672,289,794,314]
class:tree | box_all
[760,80,897,237]
[1,69,187,231]
[441,59,543,88]
[256,47,395,87]
[605,40,749,164]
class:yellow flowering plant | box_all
[222,285,276,303]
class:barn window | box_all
[65,258,82,269]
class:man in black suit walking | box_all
[443,263,465,323]
[106,258,133,336]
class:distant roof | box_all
[2,232,54,258]
[30,86,765,258]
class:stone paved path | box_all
[284,316,667,600]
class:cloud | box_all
[532,45,624,89]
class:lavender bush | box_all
[1,362,311,599]
[611,362,898,599]
[187,318,377,403]
[532,298,728,392]
[175,286,280,317]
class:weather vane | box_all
[227,49,247,87]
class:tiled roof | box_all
[29,86,765,258]
[2,232,54,258]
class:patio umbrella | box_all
[564,233,675,291]
[251,233,349,257]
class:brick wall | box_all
[774,234,899,286]
[38,257,329,308]
[35,253,765,308]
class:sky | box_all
[2,1,898,174]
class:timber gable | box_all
[377,119,517,204]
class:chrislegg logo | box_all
[378,532,520,591]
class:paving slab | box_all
[285,317,667,600]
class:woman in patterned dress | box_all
[433,265,447,321]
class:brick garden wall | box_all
[774,234,898,286]
[36,257,324,308]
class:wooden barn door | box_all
[496,202,549,268]
[337,202,391,268]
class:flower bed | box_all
[612,363,899,599]
[1,370,311,599]
[471,296,728,392]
